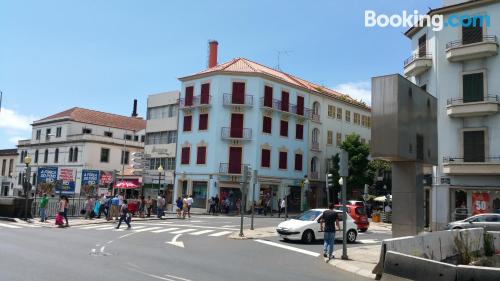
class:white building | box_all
[404,0,500,229]
[142,91,179,202]
[173,41,370,212]
[0,149,17,196]
[15,107,146,197]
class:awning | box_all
[114,180,140,189]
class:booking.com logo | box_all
[365,10,491,31]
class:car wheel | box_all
[452,227,462,230]
[347,230,357,243]
[359,228,368,233]
[302,230,315,244]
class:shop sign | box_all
[472,192,490,215]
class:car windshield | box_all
[355,207,366,215]
[295,210,322,221]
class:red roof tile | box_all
[36,107,146,131]
[179,57,370,110]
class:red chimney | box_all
[208,40,218,68]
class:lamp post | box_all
[157,165,164,196]
[301,175,309,211]
[23,155,32,222]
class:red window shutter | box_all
[295,124,303,140]
[181,147,190,164]
[296,96,304,116]
[294,154,303,171]
[201,83,210,104]
[197,146,206,164]
[228,147,243,174]
[261,149,271,168]
[199,113,208,130]
[279,151,287,170]
[280,120,288,137]
[262,116,272,134]
[232,82,245,104]
[185,86,194,106]
[264,86,273,107]
[281,91,289,112]
[230,114,244,138]
[183,115,192,132]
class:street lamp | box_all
[157,165,164,196]
[23,155,32,222]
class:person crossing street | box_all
[320,203,340,261]
[116,199,131,229]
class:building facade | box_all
[142,91,179,202]
[0,149,17,196]
[15,107,146,197]
[404,0,500,229]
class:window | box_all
[463,131,485,162]
[262,116,272,134]
[294,153,303,171]
[104,131,113,138]
[121,150,130,165]
[327,130,333,145]
[56,127,62,137]
[336,133,342,146]
[232,82,245,104]
[361,116,367,127]
[463,73,484,103]
[462,17,483,45]
[367,117,371,128]
[183,115,192,132]
[337,108,342,120]
[345,110,351,122]
[34,150,39,163]
[18,172,22,185]
[295,124,303,140]
[328,105,335,117]
[418,34,427,57]
[100,148,110,163]
[141,135,145,142]
[1,159,5,176]
[281,91,289,112]
[54,148,59,163]
[312,128,319,144]
[35,130,41,140]
[124,134,132,140]
[73,147,78,162]
[147,105,178,120]
[145,131,177,145]
[200,83,210,104]
[82,128,92,134]
[69,148,73,162]
[8,159,13,177]
[45,128,51,140]
[199,113,208,131]
[279,151,287,170]
[149,157,176,170]
[280,120,288,137]
[261,149,271,168]
[43,149,48,163]
[185,86,194,106]
[181,147,190,165]
[134,135,139,142]
[354,113,361,125]
[264,86,273,107]
[196,146,207,165]
[296,96,304,116]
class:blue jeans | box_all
[323,231,335,257]
[39,208,46,222]
[117,214,131,228]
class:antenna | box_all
[275,50,292,70]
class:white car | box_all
[276,209,358,244]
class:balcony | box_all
[446,35,498,62]
[311,142,321,151]
[259,98,314,120]
[309,171,320,180]
[403,53,432,77]
[221,127,252,141]
[443,156,500,175]
[178,95,212,109]
[446,95,500,117]
[219,163,249,175]
[222,93,253,107]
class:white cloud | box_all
[0,108,37,148]
[333,81,371,106]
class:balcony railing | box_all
[311,113,320,122]
[221,127,252,140]
[219,163,249,175]
[446,35,497,49]
[443,156,500,164]
[259,97,314,120]
[404,53,432,66]
[310,171,319,180]
[311,142,320,151]
[443,156,500,175]
[222,93,253,107]
[447,95,499,106]
[178,95,212,108]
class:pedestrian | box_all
[146,196,152,217]
[84,196,94,219]
[138,196,145,218]
[62,196,69,227]
[39,193,49,222]
[116,199,131,229]
[56,196,66,228]
[97,194,105,218]
[111,195,120,220]
[104,195,111,220]
[93,196,101,219]
[209,197,216,215]
[187,194,193,218]
[182,196,189,219]
[156,196,165,219]
[235,198,241,214]
[320,203,340,261]
[176,197,183,218]
[278,198,286,218]
[214,194,220,213]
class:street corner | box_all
[327,244,381,280]
[228,226,278,240]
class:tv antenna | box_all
[275,50,292,70]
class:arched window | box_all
[34,150,39,163]
[311,157,319,173]
[44,149,49,163]
[312,128,320,144]
[313,101,320,115]
[73,147,78,162]
[69,148,73,162]
[54,149,59,163]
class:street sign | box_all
[131,152,144,157]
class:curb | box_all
[0,217,18,222]
[327,259,376,280]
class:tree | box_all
[340,133,370,198]
[367,159,392,195]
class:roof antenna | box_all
[275,50,292,71]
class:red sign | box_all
[59,169,74,182]
[472,192,490,215]
[99,171,113,185]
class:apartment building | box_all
[0,149,17,196]
[404,0,500,229]
[15,107,146,197]
[173,41,370,212]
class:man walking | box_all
[278,197,286,218]
[187,194,193,218]
[320,203,340,261]
[156,196,165,219]
[116,199,131,229]
[39,193,49,222]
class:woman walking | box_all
[116,199,131,229]
[176,197,183,218]
[84,196,94,219]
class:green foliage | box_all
[340,133,370,193]
[484,233,495,257]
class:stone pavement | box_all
[12,216,169,228]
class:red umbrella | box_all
[114,181,139,189]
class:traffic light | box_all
[326,173,334,188]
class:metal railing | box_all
[31,197,87,218]
[446,95,499,106]
[311,142,320,151]
[404,53,432,66]
[446,35,497,49]
[309,171,319,180]
[260,97,281,109]
[443,156,500,164]
[221,127,252,140]
[178,95,212,108]
[222,93,253,106]
[259,97,314,119]
[219,163,248,175]
[311,113,320,122]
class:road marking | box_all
[221,225,238,228]
[170,229,195,234]
[134,227,162,232]
[97,226,116,230]
[152,228,179,233]
[209,231,232,237]
[166,234,184,248]
[358,239,380,244]
[127,266,182,281]
[80,225,113,230]
[254,239,320,257]
[189,229,215,236]
[0,222,22,229]
[164,274,192,281]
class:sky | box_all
[0,0,441,149]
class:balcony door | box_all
[463,73,484,103]
[463,131,485,162]
[418,35,426,57]
[232,82,245,104]
[296,96,304,116]
[228,147,242,174]
[264,86,273,107]
[281,91,289,112]
[230,113,244,138]
[462,18,483,45]
[185,86,194,106]
[200,83,210,104]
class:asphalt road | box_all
[0,216,377,281]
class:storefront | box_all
[220,186,242,213]
[192,181,208,209]
[450,187,500,221]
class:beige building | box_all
[0,149,17,196]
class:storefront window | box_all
[220,187,241,213]
[192,181,207,209]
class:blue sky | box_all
[0,0,441,149]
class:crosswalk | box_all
[0,221,42,229]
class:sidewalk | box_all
[13,216,174,228]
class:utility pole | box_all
[240,165,251,237]
[339,149,349,260]
[250,169,257,230]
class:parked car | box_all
[334,204,369,232]
[276,209,358,244]
[445,213,500,231]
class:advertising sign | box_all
[57,168,76,194]
[81,170,100,195]
[472,192,490,215]
[99,171,113,186]
[37,167,58,184]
